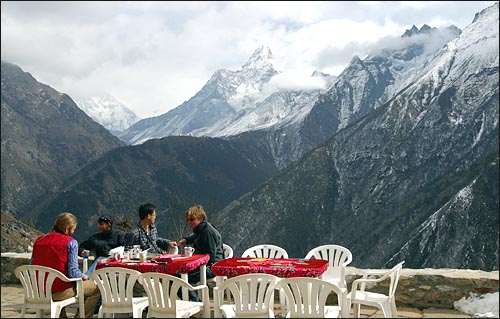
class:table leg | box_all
[181,264,207,301]
[200,264,206,285]
[180,273,189,300]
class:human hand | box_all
[178,239,186,247]
[81,250,89,258]
[169,241,178,248]
[82,274,88,281]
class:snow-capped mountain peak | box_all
[242,45,274,70]
[75,93,141,135]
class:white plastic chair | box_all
[138,272,210,318]
[223,243,234,259]
[196,243,234,301]
[304,245,353,289]
[213,273,281,318]
[241,244,288,315]
[305,245,352,317]
[242,244,288,259]
[14,265,85,318]
[276,277,346,318]
[90,267,149,318]
[347,261,405,318]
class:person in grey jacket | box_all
[178,204,223,301]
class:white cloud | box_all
[1,1,496,118]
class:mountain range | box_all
[211,2,499,270]
[1,2,498,271]
[1,61,124,216]
[118,24,462,170]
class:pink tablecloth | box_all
[96,253,210,275]
[212,257,329,278]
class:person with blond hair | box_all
[177,204,223,301]
[31,212,100,318]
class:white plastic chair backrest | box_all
[138,272,196,314]
[218,273,280,317]
[304,245,352,286]
[387,261,405,298]
[15,265,67,303]
[276,277,343,318]
[242,244,288,258]
[223,243,234,259]
[91,267,141,307]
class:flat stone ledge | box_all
[346,267,498,310]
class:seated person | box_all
[31,212,100,319]
[79,215,125,276]
[124,203,177,253]
[178,204,223,301]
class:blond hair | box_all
[52,212,78,233]
[185,205,207,221]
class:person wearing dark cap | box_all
[79,215,126,275]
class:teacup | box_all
[184,247,195,257]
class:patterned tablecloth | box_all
[96,253,210,275]
[211,257,329,278]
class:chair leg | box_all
[20,306,26,318]
[391,299,398,318]
[279,289,286,317]
[353,303,360,318]
[341,292,349,318]
[380,302,393,318]
[51,305,60,319]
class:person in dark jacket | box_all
[79,215,125,275]
[178,204,223,301]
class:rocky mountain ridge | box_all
[211,2,499,271]
[1,61,125,217]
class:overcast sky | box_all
[1,1,496,118]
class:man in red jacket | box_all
[31,212,100,318]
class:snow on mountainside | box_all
[119,46,281,144]
[198,90,321,137]
[336,24,461,130]
[212,3,499,269]
[120,23,460,150]
[75,94,141,135]
[119,46,336,144]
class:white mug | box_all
[184,247,195,257]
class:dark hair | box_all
[98,215,113,225]
[139,203,156,220]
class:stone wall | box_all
[345,267,499,309]
[2,254,498,310]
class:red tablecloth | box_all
[96,253,210,275]
[212,257,329,278]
